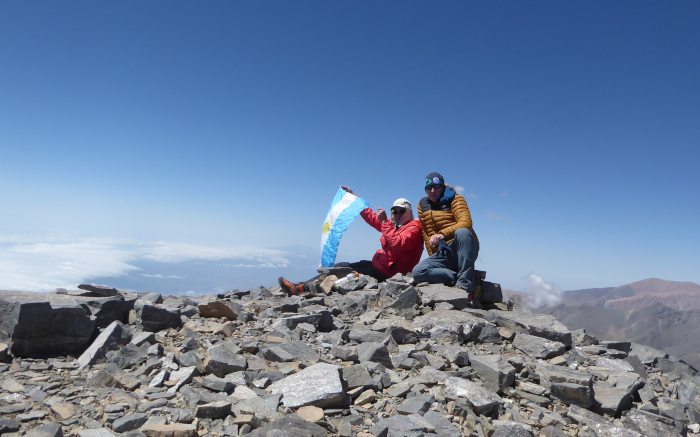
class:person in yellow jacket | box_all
[412,172,480,293]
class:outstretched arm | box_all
[360,207,385,232]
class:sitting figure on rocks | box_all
[278,185,423,296]
[412,172,480,295]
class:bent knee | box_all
[454,227,475,243]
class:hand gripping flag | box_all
[320,187,372,267]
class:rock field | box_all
[1,268,699,437]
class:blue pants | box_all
[412,228,479,291]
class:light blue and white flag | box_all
[320,187,372,267]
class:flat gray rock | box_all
[396,394,435,416]
[269,363,347,409]
[444,376,503,415]
[246,413,328,437]
[356,342,394,368]
[494,311,572,346]
[259,340,320,363]
[418,283,472,309]
[470,354,516,392]
[512,333,566,359]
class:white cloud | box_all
[141,274,183,279]
[0,235,292,292]
[453,186,479,199]
[487,210,509,221]
[524,273,563,308]
[501,192,509,196]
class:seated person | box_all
[412,172,480,293]
[278,186,423,296]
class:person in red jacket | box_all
[278,186,424,296]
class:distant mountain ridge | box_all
[531,278,700,371]
[561,278,700,311]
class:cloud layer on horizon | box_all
[0,234,293,292]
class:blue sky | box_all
[1,2,699,296]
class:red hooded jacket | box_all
[360,207,424,278]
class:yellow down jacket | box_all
[417,184,479,256]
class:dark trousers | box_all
[412,228,479,291]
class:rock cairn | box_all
[1,268,699,437]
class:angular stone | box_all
[25,422,63,437]
[230,386,278,422]
[385,324,419,344]
[387,381,411,397]
[396,394,435,416]
[348,327,389,343]
[108,342,150,369]
[369,414,434,437]
[422,411,461,435]
[197,300,243,320]
[269,362,348,409]
[194,401,231,418]
[167,366,198,393]
[0,291,96,357]
[492,421,535,437]
[1,377,24,392]
[494,311,572,346]
[354,388,377,406]
[418,283,472,309]
[270,311,334,332]
[78,284,119,297]
[596,357,634,372]
[205,342,247,377]
[259,340,320,363]
[538,365,593,408]
[432,344,469,367]
[658,396,689,423]
[342,364,376,390]
[331,344,358,361]
[474,322,502,343]
[50,402,76,420]
[386,286,419,310]
[77,429,117,437]
[512,333,566,359]
[18,410,48,422]
[91,363,140,391]
[356,342,394,368]
[470,354,516,393]
[444,376,503,415]
[201,374,236,393]
[135,301,182,332]
[141,423,197,437]
[624,409,688,436]
[246,413,328,437]
[112,413,148,433]
[629,342,668,364]
[176,350,203,369]
[77,320,130,370]
[479,281,503,304]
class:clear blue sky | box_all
[1,1,699,294]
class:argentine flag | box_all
[320,187,372,267]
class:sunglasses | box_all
[391,208,406,215]
[425,184,443,191]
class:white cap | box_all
[392,198,411,209]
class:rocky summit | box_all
[1,268,699,437]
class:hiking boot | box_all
[278,277,304,296]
